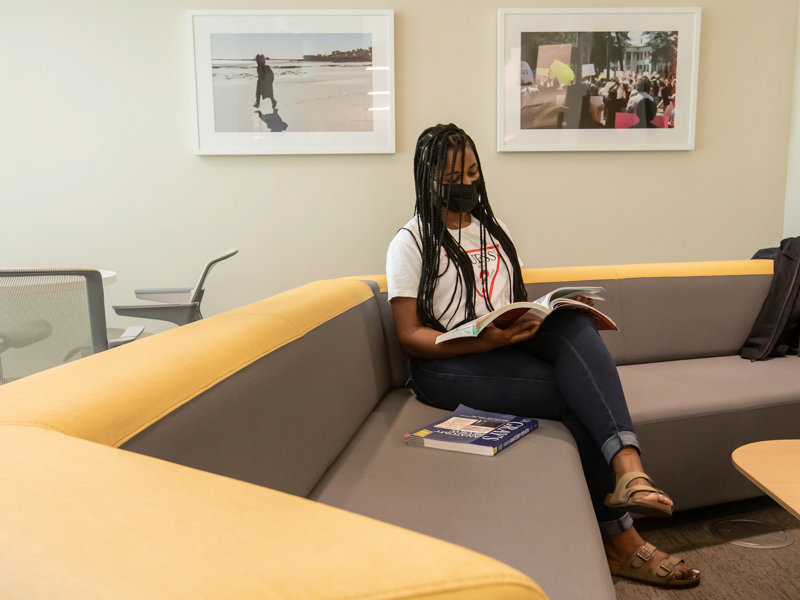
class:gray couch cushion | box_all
[361,281,409,389]
[529,274,773,366]
[620,355,800,510]
[309,389,616,600]
[617,275,772,364]
[376,272,773,383]
[122,299,389,498]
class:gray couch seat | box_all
[620,354,800,510]
[623,355,800,421]
[310,388,617,600]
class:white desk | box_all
[99,270,117,285]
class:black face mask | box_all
[438,182,480,213]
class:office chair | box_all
[0,269,143,385]
[113,249,238,327]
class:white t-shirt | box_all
[386,215,522,331]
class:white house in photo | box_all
[621,32,670,75]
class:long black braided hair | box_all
[411,123,527,332]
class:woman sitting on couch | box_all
[386,123,701,589]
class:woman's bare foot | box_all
[625,475,673,508]
[604,526,701,584]
[612,449,673,509]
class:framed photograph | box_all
[498,8,701,152]
[188,9,394,155]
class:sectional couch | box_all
[1,259,795,600]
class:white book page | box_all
[534,286,606,308]
[436,302,550,344]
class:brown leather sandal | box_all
[604,471,673,518]
[608,542,700,589]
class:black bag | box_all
[741,237,800,360]
[751,247,780,260]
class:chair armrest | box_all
[134,288,193,303]
[112,303,199,326]
[108,326,145,349]
[0,426,547,600]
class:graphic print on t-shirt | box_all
[387,216,519,331]
[467,245,500,300]
[446,244,502,301]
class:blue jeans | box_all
[408,309,639,535]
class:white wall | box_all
[1,0,798,333]
[786,3,800,239]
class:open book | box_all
[435,287,618,344]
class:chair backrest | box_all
[0,269,107,384]
[189,249,238,304]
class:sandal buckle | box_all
[636,547,653,562]
[659,559,677,576]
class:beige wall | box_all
[786,3,800,238]
[1,0,797,331]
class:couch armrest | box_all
[0,426,546,600]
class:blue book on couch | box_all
[404,405,538,456]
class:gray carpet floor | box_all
[613,496,800,600]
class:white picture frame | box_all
[498,8,701,152]
[188,9,395,155]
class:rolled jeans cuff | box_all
[600,431,641,464]
[598,512,634,535]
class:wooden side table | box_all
[732,440,800,521]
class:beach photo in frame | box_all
[498,8,701,152]
[188,9,395,155]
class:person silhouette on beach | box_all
[253,54,277,112]
[255,109,288,132]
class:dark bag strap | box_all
[751,247,780,260]
[741,237,800,360]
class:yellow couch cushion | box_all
[523,260,773,284]
[0,425,546,600]
[347,260,773,294]
[0,279,373,448]
[341,274,388,292]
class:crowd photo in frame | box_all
[188,9,395,155]
[498,8,701,152]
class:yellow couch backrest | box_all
[352,260,774,293]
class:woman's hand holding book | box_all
[478,313,543,351]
